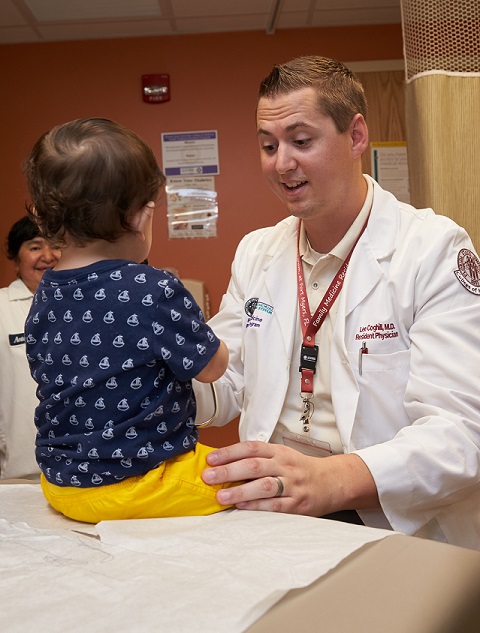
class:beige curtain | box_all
[401,0,480,250]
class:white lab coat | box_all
[195,179,480,550]
[0,279,40,480]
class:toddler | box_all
[24,117,233,522]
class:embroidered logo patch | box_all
[245,297,258,317]
[454,249,480,295]
[244,297,273,317]
[244,297,273,329]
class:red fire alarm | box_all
[142,74,170,103]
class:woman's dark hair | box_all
[24,117,166,247]
[5,215,40,260]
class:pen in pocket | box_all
[358,341,368,375]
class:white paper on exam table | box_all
[0,485,395,633]
[0,482,96,534]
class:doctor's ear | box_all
[350,114,369,158]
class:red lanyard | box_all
[296,216,369,396]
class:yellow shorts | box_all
[40,443,235,523]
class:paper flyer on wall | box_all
[166,176,218,239]
[371,141,410,204]
[161,130,219,177]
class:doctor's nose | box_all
[274,146,297,175]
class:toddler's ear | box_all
[131,204,153,236]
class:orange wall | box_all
[0,25,402,306]
[0,26,402,447]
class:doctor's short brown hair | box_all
[24,117,165,247]
[258,55,367,134]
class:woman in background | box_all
[0,216,60,480]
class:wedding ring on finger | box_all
[273,476,284,498]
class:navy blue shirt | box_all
[25,261,220,487]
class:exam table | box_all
[2,480,480,633]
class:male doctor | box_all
[196,55,480,549]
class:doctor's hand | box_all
[202,441,379,517]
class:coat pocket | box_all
[348,348,411,447]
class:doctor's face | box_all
[257,86,360,222]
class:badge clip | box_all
[300,395,314,433]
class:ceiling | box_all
[1,0,402,45]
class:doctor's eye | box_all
[293,138,312,148]
[261,143,277,154]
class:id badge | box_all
[280,428,332,458]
